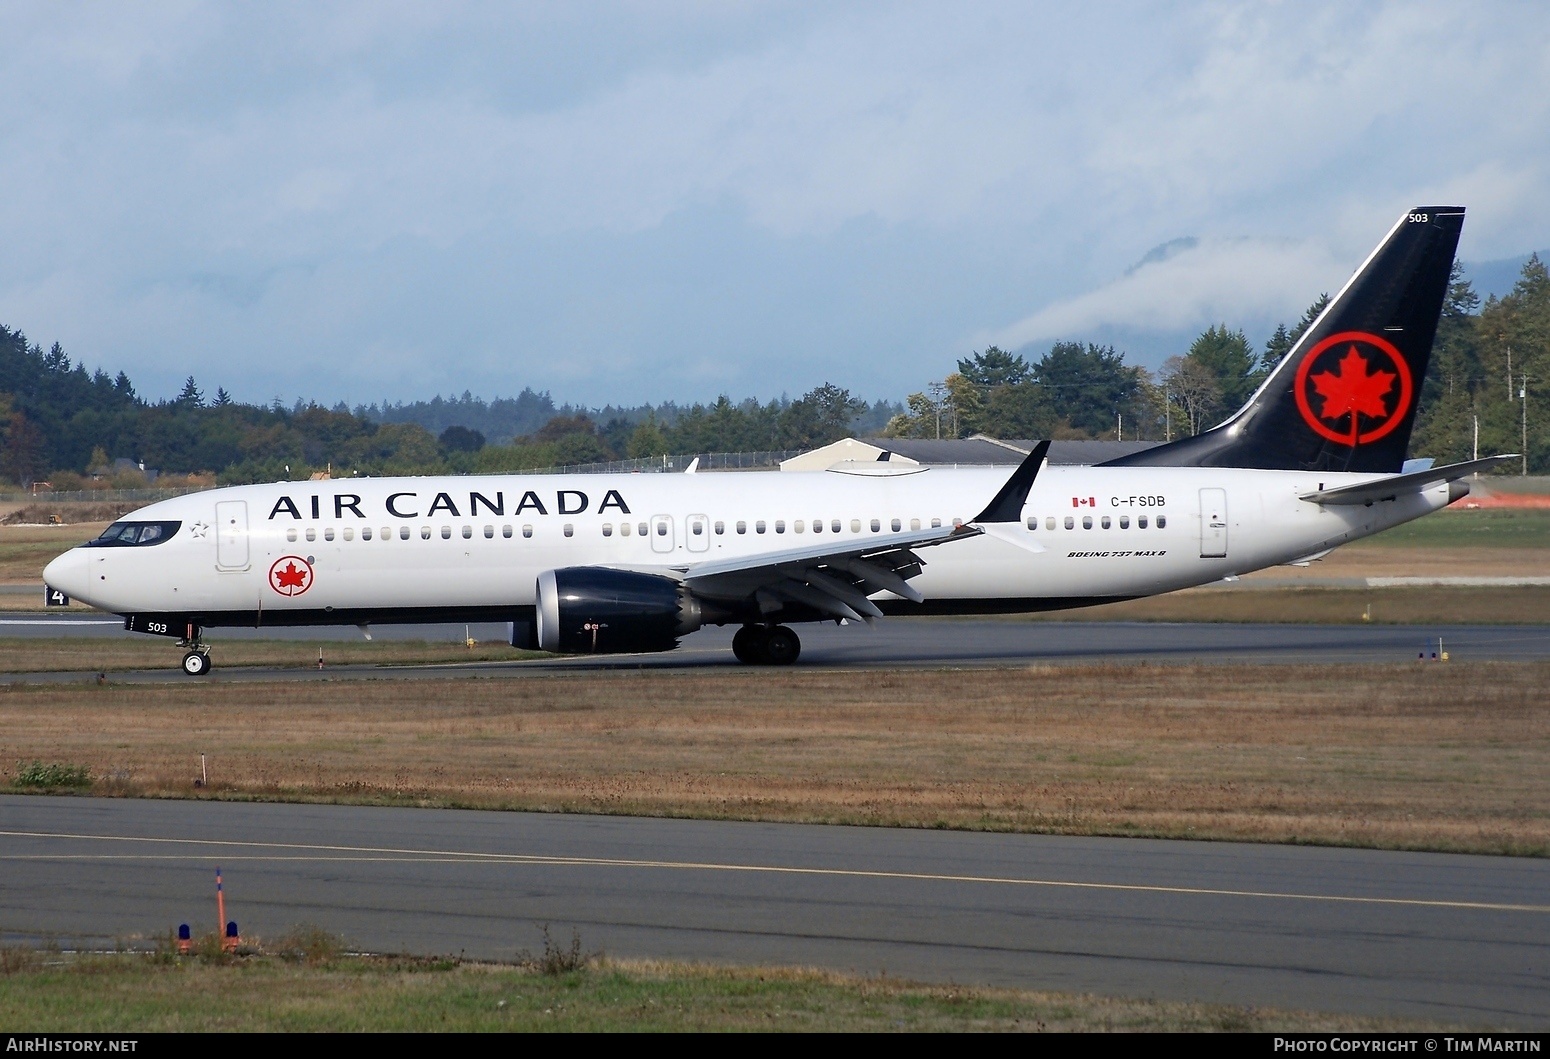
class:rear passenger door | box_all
[1198,488,1227,559]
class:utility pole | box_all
[1473,412,1479,463]
[1507,346,1513,400]
[1522,378,1530,476]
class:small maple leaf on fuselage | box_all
[1310,346,1395,424]
[274,562,308,589]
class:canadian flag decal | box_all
[1072,496,1096,508]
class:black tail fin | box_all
[1107,207,1464,473]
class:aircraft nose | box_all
[43,548,88,599]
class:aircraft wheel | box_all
[732,625,767,664]
[763,626,801,666]
[181,650,211,677]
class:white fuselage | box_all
[45,464,1448,622]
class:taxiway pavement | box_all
[0,615,1545,683]
[1,796,1545,1026]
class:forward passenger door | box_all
[215,500,250,571]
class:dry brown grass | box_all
[3,663,1545,855]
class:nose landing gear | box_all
[177,626,212,677]
[731,624,801,666]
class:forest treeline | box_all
[886,256,1550,473]
[0,252,1544,488]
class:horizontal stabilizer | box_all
[1300,455,1516,506]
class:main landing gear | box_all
[732,624,801,666]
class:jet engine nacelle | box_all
[535,567,702,654]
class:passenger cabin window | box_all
[324,528,335,542]
[694,521,706,536]
[812,519,822,533]
[1101,516,1111,529]
[891,518,901,532]
[1064,516,1074,529]
[441,526,451,539]
[305,528,317,542]
[1138,515,1148,528]
[380,527,391,541]
[602,524,613,537]
[911,518,921,531]
[656,521,668,536]
[756,520,767,534]
[1119,516,1129,529]
[484,526,494,538]
[1045,517,1055,531]
[1026,517,1037,530]
[1157,515,1168,529]
[736,521,747,534]
[400,526,411,540]
[639,522,649,536]
[775,520,785,534]
[831,519,842,533]
[850,519,861,533]
[870,519,881,532]
[931,518,942,528]
[794,520,804,533]
[286,528,298,542]
[462,526,472,539]
[502,525,512,538]
[564,524,574,537]
[343,528,354,541]
[522,525,533,538]
[421,526,431,539]
[1082,516,1092,529]
[620,522,631,536]
[714,521,724,534]
[362,527,373,540]
[86,521,181,547]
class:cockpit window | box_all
[85,521,181,547]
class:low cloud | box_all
[981,237,1347,355]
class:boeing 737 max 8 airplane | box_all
[43,206,1512,674]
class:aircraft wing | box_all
[1299,455,1516,506]
[666,441,1052,622]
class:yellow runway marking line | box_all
[3,829,1547,914]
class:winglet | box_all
[972,440,1051,523]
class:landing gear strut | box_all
[732,624,801,666]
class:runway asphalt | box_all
[0,613,1547,682]
[2,795,1546,1026]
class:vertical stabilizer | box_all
[1107,207,1464,473]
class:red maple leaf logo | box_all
[269,557,312,595]
[1309,346,1396,440]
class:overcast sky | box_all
[2,1,1548,408]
